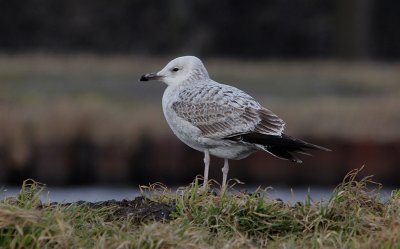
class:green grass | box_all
[1,168,400,248]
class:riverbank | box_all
[1,169,399,249]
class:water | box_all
[1,185,338,203]
[1,186,139,203]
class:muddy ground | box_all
[45,197,176,223]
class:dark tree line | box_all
[0,0,399,59]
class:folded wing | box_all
[172,83,285,139]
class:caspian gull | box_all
[140,56,329,191]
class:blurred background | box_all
[1,0,400,198]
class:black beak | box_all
[139,72,161,82]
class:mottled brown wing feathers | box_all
[255,108,285,134]
[172,101,284,138]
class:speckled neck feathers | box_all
[185,63,209,83]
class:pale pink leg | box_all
[200,149,210,191]
[221,158,229,192]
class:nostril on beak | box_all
[139,72,160,82]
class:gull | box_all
[140,56,329,191]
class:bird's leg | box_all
[200,149,210,192]
[221,159,229,192]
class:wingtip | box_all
[309,143,331,152]
[319,146,332,152]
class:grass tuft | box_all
[1,169,400,248]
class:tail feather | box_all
[266,147,303,163]
[226,133,330,163]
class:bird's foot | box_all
[198,183,209,193]
[220,184,228,195]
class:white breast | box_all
[162,85,205,152]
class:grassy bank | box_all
[1,168,399,249]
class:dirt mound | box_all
[46,196,176,223]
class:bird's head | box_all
[140,56,209,86]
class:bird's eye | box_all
[172,67,180,72]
